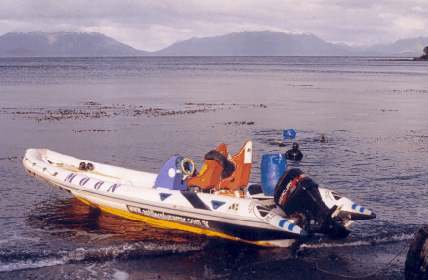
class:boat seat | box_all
[218,140,252,191]
[186,143,228,190]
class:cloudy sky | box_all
[0,0,427,51]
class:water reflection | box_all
[28,198,203,244]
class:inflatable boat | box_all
[22,142,375,247]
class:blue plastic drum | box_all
[283,129,296,140]
[260,153,287,196]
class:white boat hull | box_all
[23,149,305,247]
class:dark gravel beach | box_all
[0,56,427,279]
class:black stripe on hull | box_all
[127,205,299,241]
[180,190,210,210]
[207,220,299,241]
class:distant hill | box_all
[365,36,428,56]
[153,31,428,56]
[154,31,354,56]
[0,30,427,57]
[0,32,148,57]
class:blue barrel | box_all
[261,153,287,196]
[283,129,296,140]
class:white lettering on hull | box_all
[127,206,210,228]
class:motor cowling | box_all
[274,168,350,238]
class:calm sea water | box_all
[0,57,427,279]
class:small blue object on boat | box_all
[260,153,287,196]
[283,129,296,140]
[155,155,188,190]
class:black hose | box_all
[204,150,235,179]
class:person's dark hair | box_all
[292,142,299,149]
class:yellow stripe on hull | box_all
[75,196,274,247]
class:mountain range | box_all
[0,31,427,57]
[0,32,146,57]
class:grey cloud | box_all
[0,0,427,51]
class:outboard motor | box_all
[274,168,349,238]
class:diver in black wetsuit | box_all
[285,142,303,161]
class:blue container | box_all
[260,153,287,196]
[283,129,296,140]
